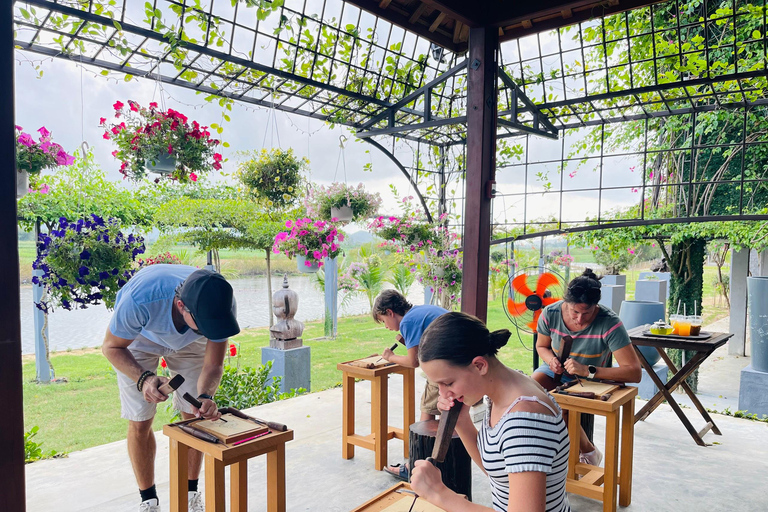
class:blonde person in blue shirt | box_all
[372,289,448,480]
[533,268,641,466]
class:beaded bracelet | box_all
[137,370,155,392]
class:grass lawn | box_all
[22,306,534,456]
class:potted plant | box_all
[101,100,222,183]
[272,218,343,273]
[15,126,74,198]
[237,148,306,208]
[305,182,382,223]
[32,214,146,312]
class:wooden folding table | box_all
[628,325,733,446]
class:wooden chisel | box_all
[157,374,184,396]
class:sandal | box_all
[383,462,409,481]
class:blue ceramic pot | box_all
[619,300,665,366]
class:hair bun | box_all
[582,268,601,282]
[489,329,511,350]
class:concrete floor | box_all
[25,324,768,512]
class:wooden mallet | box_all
[157,374,184,396]
[407,401,465,512]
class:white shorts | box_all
[115,334,208,422]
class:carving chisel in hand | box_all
[157,374,185,396]
[376,334,405,364]
[408,401,465,511]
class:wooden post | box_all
[0,0,25,506]
[461,27,498,322]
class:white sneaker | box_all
[139,498,160,512]
[188,491,204,512]
[579,446,603,467]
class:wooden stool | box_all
[337,361,416,470]
[409,420,472,500]
[163,424,293,512]
[550,386,637,512]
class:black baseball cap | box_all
[179,269,240,340]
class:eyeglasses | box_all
[184,307,204,336]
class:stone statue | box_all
[269,274,304,349]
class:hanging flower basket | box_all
[145,153,177,174]
[296,255,320,273]
[237,148,306,208]
[305,182,381,223]
[330,205,354,222]
[102,100,222,183]
[273,218,343,270]
[15,125,74,199]
[16,170,29,199]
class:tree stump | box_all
[408,419,472,501]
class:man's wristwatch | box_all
[197,393,213,401]
[587,365,597,379]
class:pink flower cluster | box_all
[15,126,75,173]
[273,218,344,266]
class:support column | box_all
[758,250,768,277]
[730,247,749,356]
[0,0,26,506]
[461,27,498,322]
[324,256,338,338]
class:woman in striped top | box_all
[410,312,571,512]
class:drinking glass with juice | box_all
[677,316,692,336]
[670,314,681,335]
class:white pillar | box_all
[758,250,768,277]
[729,247,749,356]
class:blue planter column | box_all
[33,268,53,383]
[324,256,338,338]
[618,300,669,400]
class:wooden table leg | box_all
[231,459,248,512]
[342,371,355,459]
[267,443,287,512]
[204,454,225,512]
[169,439,189,512]
[371,374,389,470]
[403,368,415,459]
[619,399,634,507]
[566,410,581,481]
[603,412,619,512]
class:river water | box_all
[20,275,422,355]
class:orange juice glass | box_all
[670,314,681,335]
[677,317,692,336]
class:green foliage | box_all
[386,262,415,297]
[215,360,305,409]
[237,148,307,209]
[348,253,387,310]
[17,150,152,232]
[25,426,60,464]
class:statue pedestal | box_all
[262,342,311,394]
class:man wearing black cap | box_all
[102,264,240,512]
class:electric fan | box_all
[502,266,566,334]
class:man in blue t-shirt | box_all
[102,264,240,512]
[373,290,447,479]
